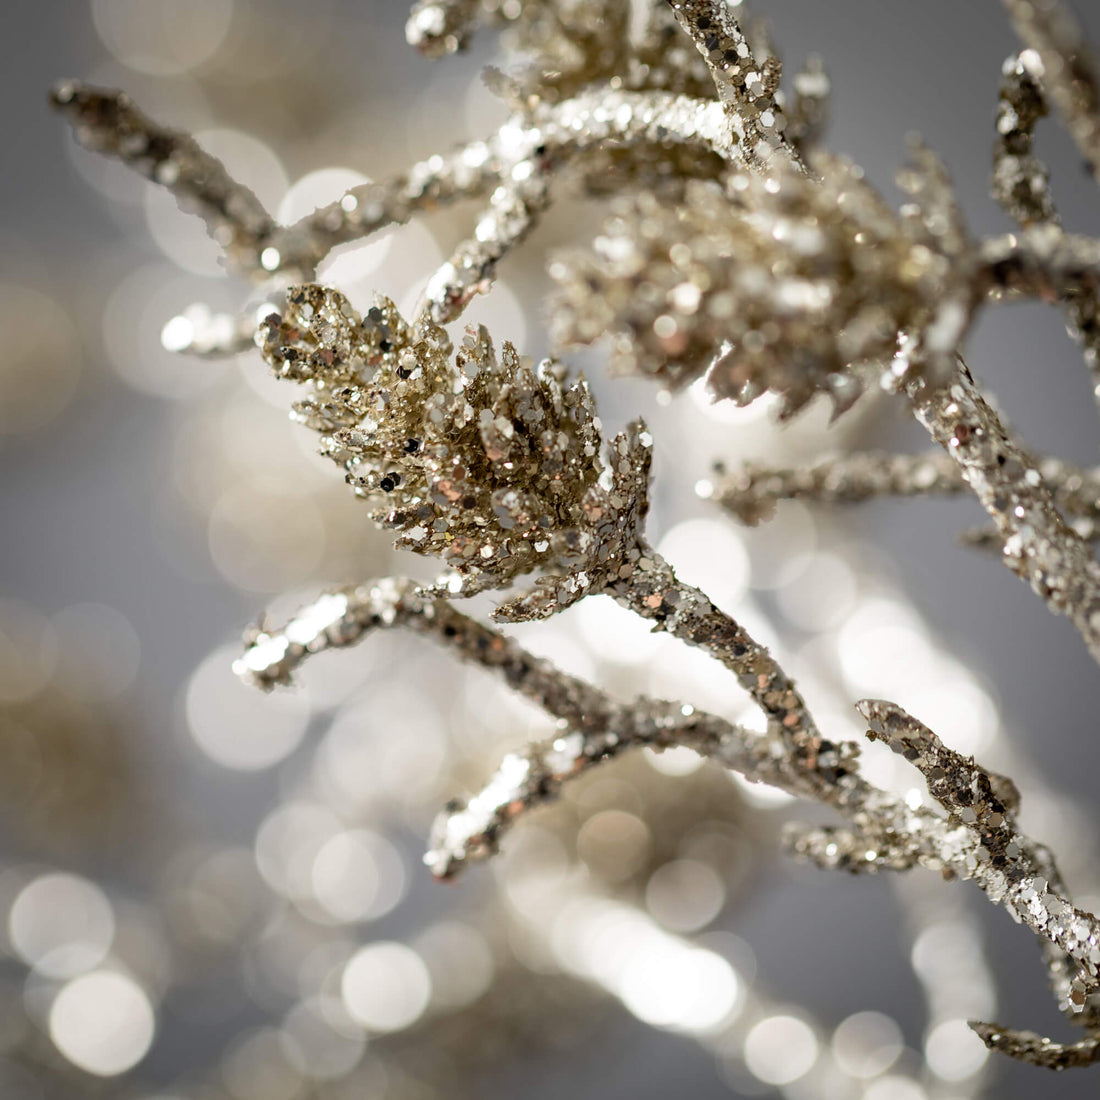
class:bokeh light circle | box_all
[9,873,115,979]
[186,645,310,770]
[49,970,155,1076]
[341,943,431,1033]
[92,0,234,75]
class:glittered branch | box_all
[418,171,550,325]
[980,228,1100,302]
[664,0,796,169]
[859,700,1100,1019]
[860,699,1021,829]
[1001,0,1100,182]
[236,577,856,876]
[905,360,1100,668]
[605,546,839,791]
[400,85,742,319]
[56,78,743,301]
[236,577,772,877]
[237,578,610,725]
[994,52,1058,226]
[784,822,921,874]
[50,82,276,273]
[970,1021,1100,1070]
[708,450,965,525]
[425,698,757,877]
[993,53,1100,411]
[708,449,1100,539]
[256,138,507,281]
[438,669,1100,1041]
[56,16,866,339]
[964,511,1100,554]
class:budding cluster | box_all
[259,285,650,617]
[552,151,971,417]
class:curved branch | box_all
[55,81,740,296]
[606,546,837,794]
[783,822,920,873]
[425,698,754,877]
[861,699,1100,1019]
[994,52,1058,226]
[1001,0,1100,182]
[417,171,550,325]
[970,1021,1100,1070]
[50,82,275,272]
[993,53,1100,413]
[236,579,611,725]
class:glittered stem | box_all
[1001,0,1100,182]
[906,362,1100,669]
[254,87,745,283]
[50,82,276,273]
[237,579,611,725]
[964,515,1100,554]
[425,697,757,877]
[417,172,551,325]
[860,700,1100,1019]
[709,449,1100,531]
[57,80,742,292]
[994,54,1058,226]
[980,228,1100,300]
[257,140,505,281]
[970,1022,1100,1070]
[236,577,767,877]
[664,0,798,169]
[783,822,920,873]
[860,700,1021,833]
[993,55,1100,413]
[606,546,852,799]
[709,450,965,525]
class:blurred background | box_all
[4,0,1100,1097]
